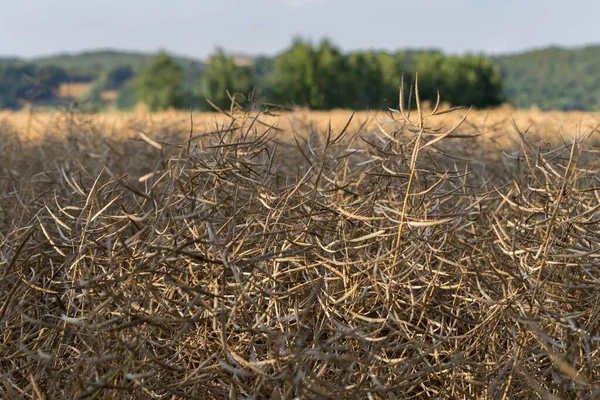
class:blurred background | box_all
[2,0,599,112]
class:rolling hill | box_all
[28,49,205,80]
[2,45,600,111]
[491,45,600,111]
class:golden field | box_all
[1,104,600,399]
[55,83,118,106]
[2,106,599,141]
[56,82,93,99]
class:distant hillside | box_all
[31,50,153,77]
[0,57,20,64]
[0,50,207,110]
[28,50,205,80]
[492,45,600,111]
[2,46,600,111]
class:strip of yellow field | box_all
[1,107,598,147]
[56,82,92,98]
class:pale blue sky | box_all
[3,0,599,59]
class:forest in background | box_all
[1,41,599,112]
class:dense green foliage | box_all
[493,45,600,110]
[3,43,600,111]
[266,40,412,109]
[268,39,334,108]
[115,82,137,110]
[346,51,405,109]
[101,65,134,90]
[200,49,255,110]
[414,53,504,108]
[133,53,184,111]
[0,64,67,109]
[267,40,503,110]
[30,50,201,81]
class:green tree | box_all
[314,39,352,109]
[455,55,503,107]
[116,82,137,110]
[269,38,352,109]
[134,53,183,111]
[411,53,447,103]
[269,38,319,107]
[200,49,254,110]
[377,52,406,107]
[0,64,67,109]
[412,53,503,108]
[103,65,134,90]
[347,51,407,109]
[347,52,381,108]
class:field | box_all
[54,83,118,109]
[1,103,600,399]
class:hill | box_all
[2,45,600,111]
[492,45,600,111]
[0,56,21,64]
[0,50,208,110]
[29,49,205,80]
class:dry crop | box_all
[1,92,600,399]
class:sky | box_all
[2,0,600,59]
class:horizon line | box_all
[3,41,600,62]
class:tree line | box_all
[131,39,504,111]
[0,63,68,109]
[4,42,600,112]
[492,45,600,111]
[1,39,507,111]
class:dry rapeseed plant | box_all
[1,84,600,399]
